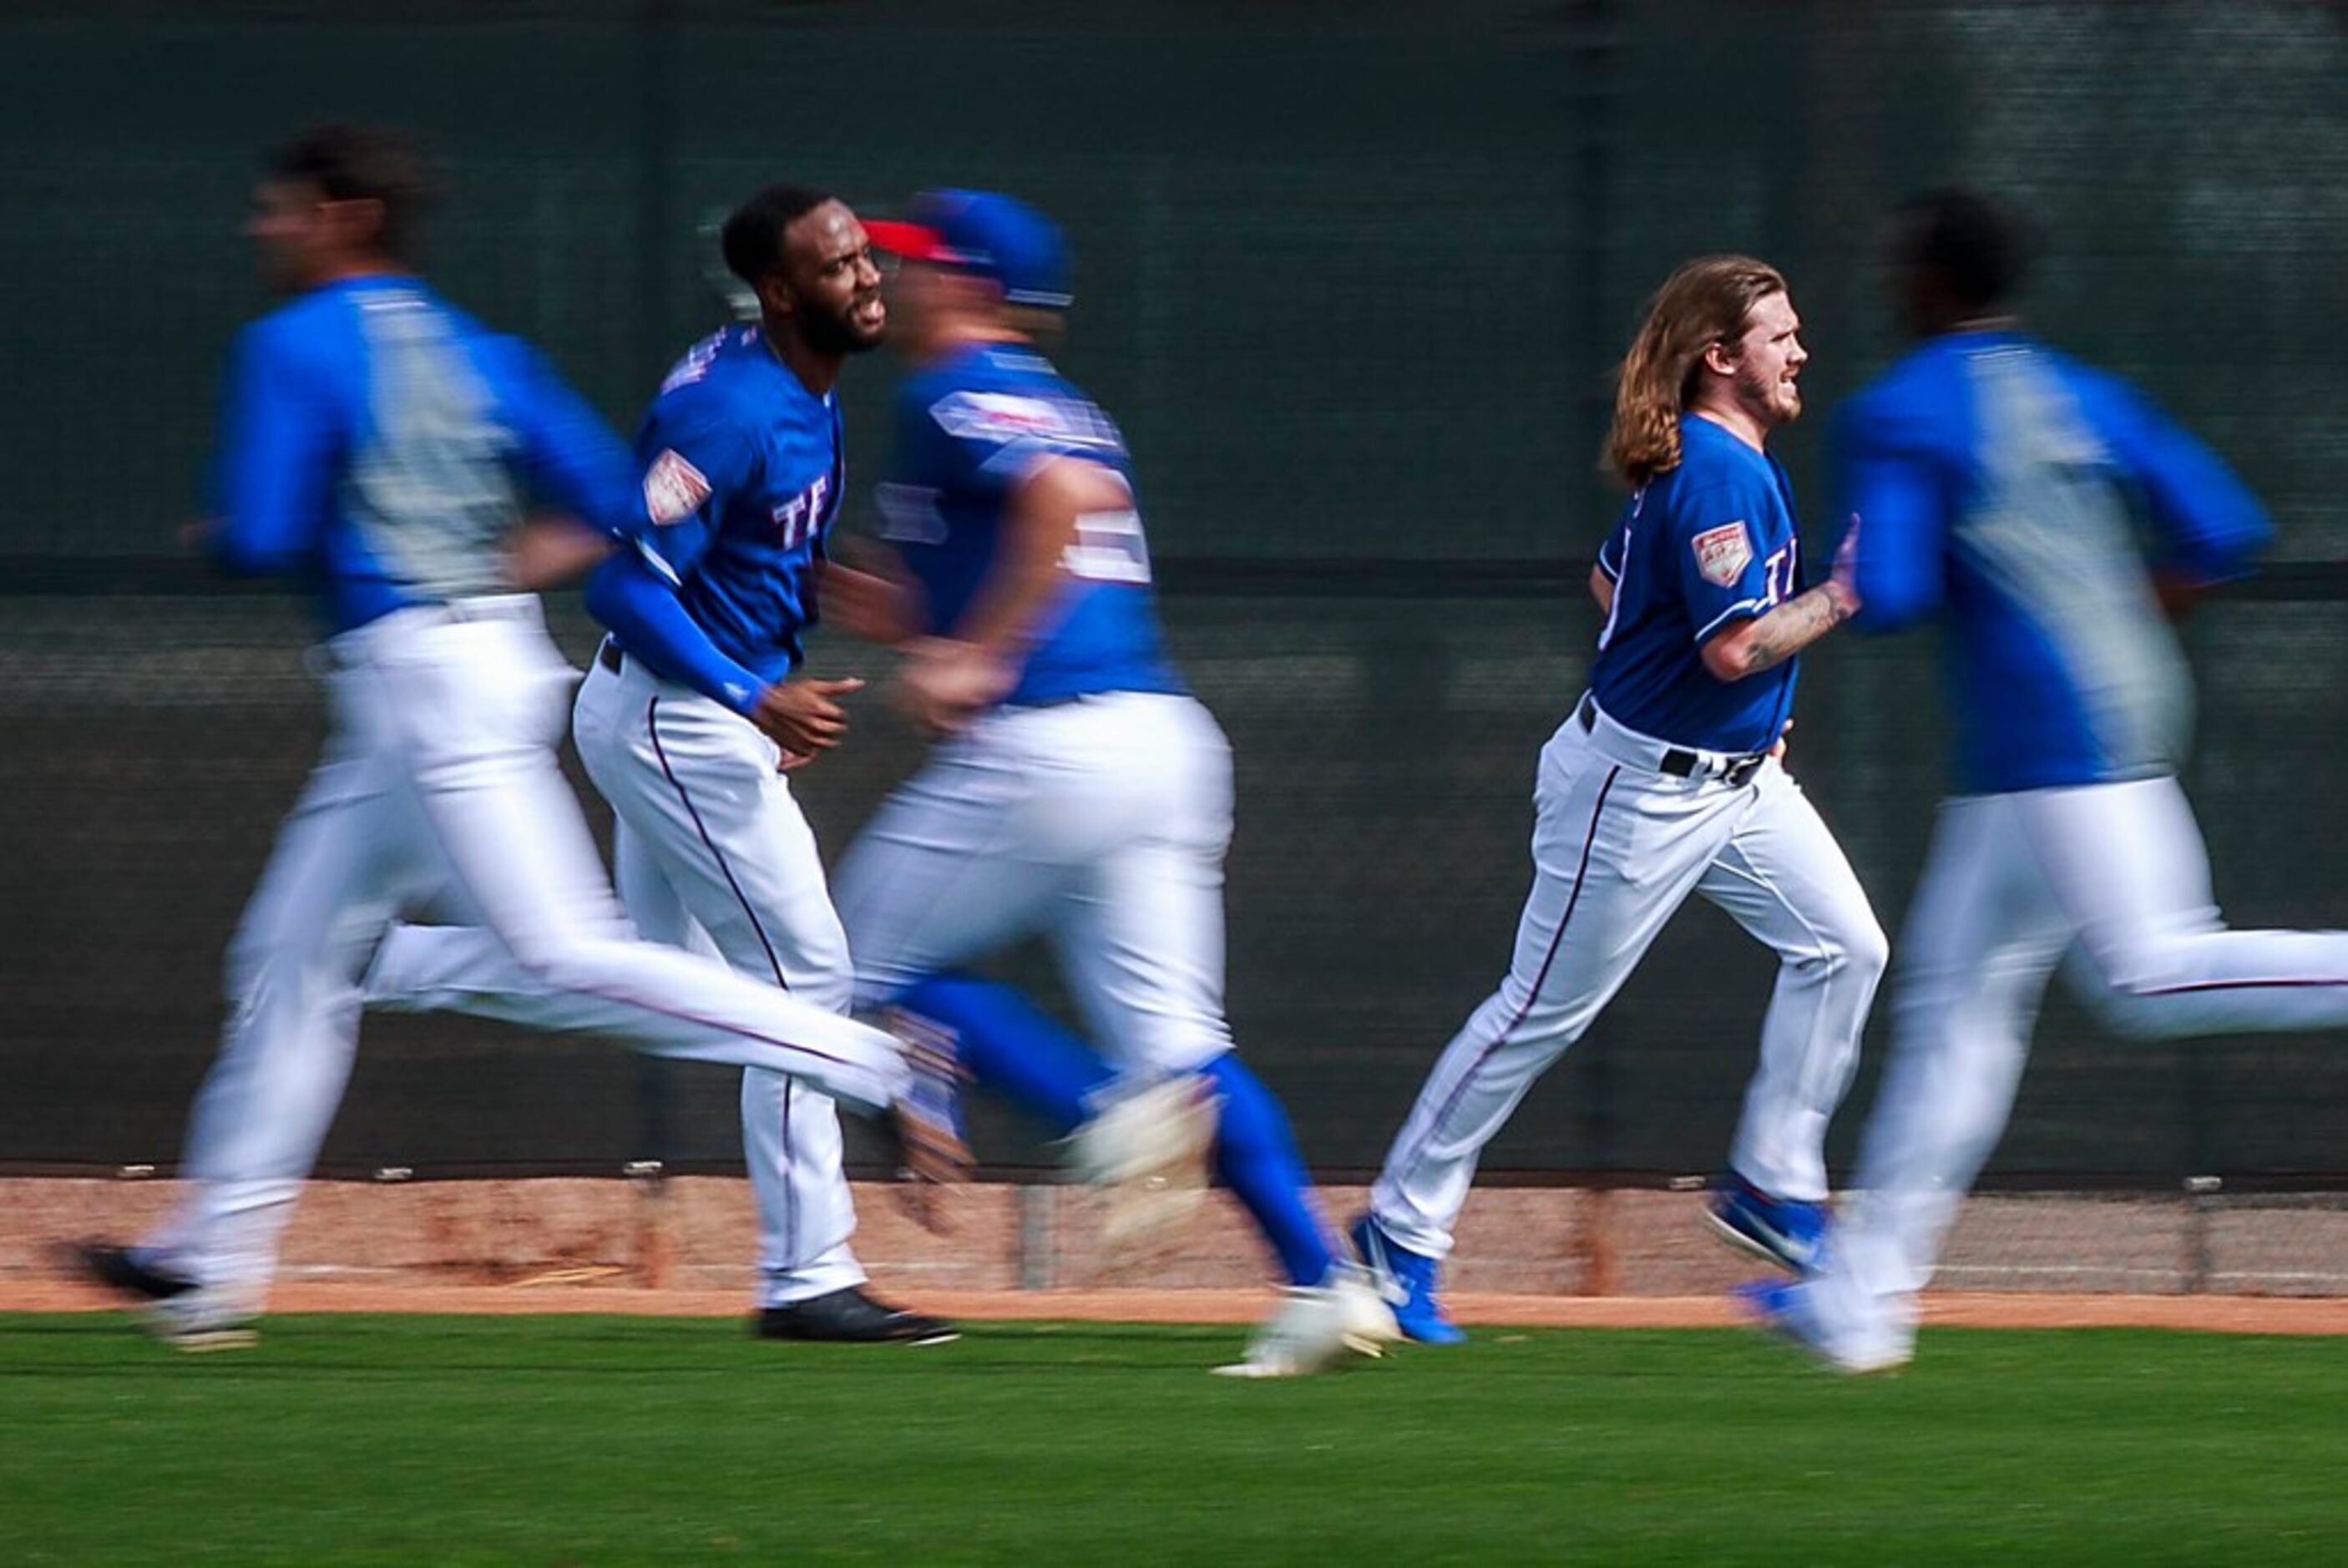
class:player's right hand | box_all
[894,638,1017,740]
[751,676,865,761]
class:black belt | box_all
[597,637,624,675]
[1577,696,1767,787]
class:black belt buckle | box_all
[1724,753,1765,788]
[597,638,623,675]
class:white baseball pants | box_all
[1371,698,1887,1259]
[580,654,866,1308]
[154,599,908,1294]
[1804,776,2348,1364]
[834,690,1237,1078]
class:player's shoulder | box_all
[650,323,764,403]
[912,346,1121,453]
[1664,417,1776,503]
[2027,346,2143,422]
[647,327,764,423]
[1839,338,1973,451]
[243,284,363,365]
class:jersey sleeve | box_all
[1834,389,1950,633]
[1669,473,1786,645]
[1595,514,1629,583]
[584,551,767,714]
[622,385,759,587]
[921,382,1116,493]
[2076,367,2273,583]
[488,337,639,539]
[208,316,342,575]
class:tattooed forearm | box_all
[1715,581,1857,679]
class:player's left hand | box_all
[751,675,865,760]
[1826,513,1863,615]
[896,638,1016,738]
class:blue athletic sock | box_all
[1198,1051,1338,1288]
[897,974,1110,1136]
[896,977,1337,1287]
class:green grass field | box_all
[3,1313,2341,1565]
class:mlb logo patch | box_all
[1692,521,1753,588]
[642,448,711,527]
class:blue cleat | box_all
[1349,1214,1468,1345]
[1704,1171,1827,1273]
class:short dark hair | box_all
[1894,186,2031,312]
[721,184,834,287]
[268,124,434,262]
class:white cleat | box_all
[1065,1075,1222,1261]
[1212,1266,1400,1378]
[140,1285,263,1353]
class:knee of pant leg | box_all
[2084,974,2184,1040]
[504,930,614,994]
[1489,973,1585,1044]
[795,925,857,1015]
[2077,937,2197,1039]
[226,908,377,1004]
[1792,913,1890,984]
[1844,915,1892,983]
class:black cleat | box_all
[62,1240,197,1302]
[752,1285,959,1345]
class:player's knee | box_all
[503,930,611,992]
[791,932,856,1014]
[1488,978,1582,1045]
[2078,938,2197,1038]
[2086,971,2189,1039]
[1794,914,1889,983]
[1844,916,1891,981]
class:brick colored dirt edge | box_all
[8,1281,2348,1334]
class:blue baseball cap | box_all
[866,189,1072,309]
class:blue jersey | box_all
[880,342,1182,706]
[1589,415,1804,753]
[210,276,635,633]
[1837,330,2270,794]
[616,325,843,684]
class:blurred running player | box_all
[822,190,1396,1377]
[1746,189,2348,1373]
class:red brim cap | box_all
[864,220,954,261]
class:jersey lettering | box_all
[769,473,832,550]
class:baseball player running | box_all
[815,189,1395,1377]
[1746,190,2348,1373]
[362,184,953,1343]
[67,128,967,1348]
[1354,256,1886,1343]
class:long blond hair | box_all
[1604,255,1787,488]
